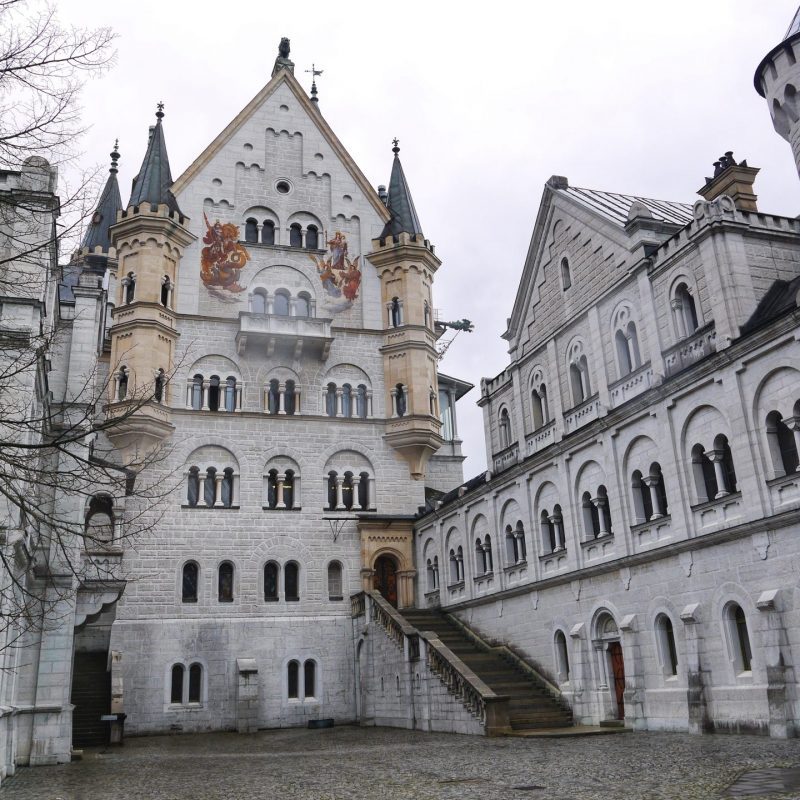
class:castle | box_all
[1,11,800,774]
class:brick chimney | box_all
[697,151,759,211]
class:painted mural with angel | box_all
[309,231,361,313]
[200,213,250,300]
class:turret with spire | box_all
[105,104,196,462]
[754,7,800,177]
[368,140,443,479]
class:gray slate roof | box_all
[128,111,182,214]
[786,7,800,39]
[81,162,122,253]
[380,150,423,239]
[560,185,693,229]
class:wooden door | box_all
[373,556,398,607]
[608,641,625,720]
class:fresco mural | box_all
[201,214,250,301]
[309,231,361,313]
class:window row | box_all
[243,218,321,250]
[249,287,314,317]
[120,272,174,308]
[181,560,343,603]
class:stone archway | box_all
[373,555,398,607]
[593,612,625,721]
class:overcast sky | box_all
[58,0,800,478]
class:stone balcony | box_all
[609,363,654,408]
[492,441,520,473]
[563,394,602,434]
[663,323,716,378]
[235,311,333,359]
[525,420,556,455]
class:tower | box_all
[106,106,196,463]
[755,8,800,176]
[368,142,443,479]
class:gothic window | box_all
[191,374,203,410]
[218,561,234,602]
[208,375,221,412]
[724,603,753,673]
[85,494,114,543]
[284,561,299,601]
[289,223,303,248]
[182,561,199,603]
[325,383,337,417]
[395,383,407,417]
[160,276,172,307]
[554,630,570,682]
[327,561,343,600]
[615,330,632,376]
[304,660,316,698]
[390,297,401,328]
[295,292,310,318]
[154,368,166,403]
[273,289,290,316]
[655,614,679,677]
[673,282,700,339]
[356,384,368,419]
[117,367,129,401]
[288,660,299,698]
[188,663,202,703]
[264,561,279,601]
[766,410,799,476]
[124,272,135,304]
[561,257,571,290]
[306,225,319,250]
[498,408,511,449]
[224,377,237,412]
[261,220,275,245]
[245,218,258,243]
[170,664,184,703]
[251,289,267,314]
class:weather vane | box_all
[306,63,324,103]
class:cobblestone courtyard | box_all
[3,726,800,800]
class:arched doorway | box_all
[373,555,398,607]
[594,612,625,721]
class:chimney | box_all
[697,151,759,211]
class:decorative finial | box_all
[305,64,324,105]
[156,101,165,120]
[392,138,400,155]
[110,139,120,174]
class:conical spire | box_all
[380,139,424,239]
[128,103,182,214]
[81,140,123,253]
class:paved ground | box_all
[2,726,800,800]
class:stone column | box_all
[214,474,224,507]
[449,388,458,438]
[278,383,286,415]
[671,298,687,339]
[367,477,376,510]
[390,388,398,417]
[788,417,800,470]
[202,381,209,410]
[295,388,301,415]
[235,385,243,412]
[335,477,345,510]
[335,388,343,417]
[351,474,362,509]
[276,474,286,509]
[367,390,374,417]
[708,451,730,498]
[197,476,207,507]
[642,477,664,519]
[550,514,565,550]
[591,496,609,535]
[185,382,193,408]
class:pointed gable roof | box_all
[171,68,390,222]
[128,105,182,215]
[82,141,123,253]
[380,141,424,239]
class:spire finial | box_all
[392,138,400,155]
[305,64,323,105]
[156,101,165,120]
[110,139,120,174]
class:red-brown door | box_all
[373,556,398,608]
[608,641,625,719]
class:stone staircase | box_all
[402,608,573,732]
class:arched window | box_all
[285,561,299,601]
[284,380,296,415]
[569,355,591,406]
[188,663,202,703]
[691,444,718,503]
[289,223,303,248]
[327,471,338,510]
[531,386,546,429]
[552,504,565,550]
[170,664,184,704]
[187,467,200,507]
[483,534,493,572]
[341,471,355,510]
[261,220,275,245]
[596,485,612,535]
[306,225,319,250]
[615,329,632,376]
[498,408,511,449]
[85,495,114,543]
[582,491,601,539]
[295,292,310,318]
[287,660,299,698]
[268,379,280,415]
[341,384,352,418]
[356,385,368,419]
[358,471,369,510]
[273,290,290,316]
[154,368,166,403]
[426,558,436,591]
[325,383,337,417]
[655,614,679,677]
[264,561,279,601]
[327,561,343,600]
[561,257,572,290]
[208,375,220,412]
[204,467,217,506]
[673,282,699,339]
[224,376,237,412]
[221,467,235,507]
[475,538,487,575]
[395,384,406,417]
[713,434,737,496]
[449,549,459,584]
[191,374,203,410]
[554,630,570,682]
[766,410,800,475]
[124,272,135,304]
[160,276,171,307]
[117,367,129,401]
[245,218,258,243]
[541,509,555,553]
[304,660,316,698]
[218,561,234,602]
[725,603,753,673]
[251,289,267,314]
[390,297,401,328]
[182,561,199,603]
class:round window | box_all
[276,180,291,194]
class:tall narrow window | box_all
[285,380,296,415]
[561,257,571,290]
[285,561,299,601]
[224,377,237,412]
[295,293,310,318]
[475,538,487,575]
[691,444,717,503]
[555,630,570,682]
[273,290,290,316]
[766,410,799,475]
[582,491,600,539]
[341,384,352,418]
[715,434,738,495]
[192,374,203,410]
[222,468,234,507]
[358,472,369,510]
[245,218,258,243]
[656,614,678,677]
[170,664,184,703]
[188,663,202,703]
[182,561,199,603]
[390,297,401,327]
[264,562,279,601]
[616,329,632,376]
[357,385,368,419]
[261,220,275,245]
[117,367,129,401]
[204,467,217,506]
[396,384,406,417]
[160,276,171,307]
[306,225,319,250]
[288,660,299,698]
[726,603,753,673]
[187,467,200,507]
[154,369,165,403]
[251,289,267,315]
[218,561,234,602]
[498,408,511,449]
[124,272,136,304]
[674,283,699,337]
[327,561,343,600]
[326,383,337,417]
[304,660,316,698]
[289,223,302,248]
[531,388,545,429]
[268,379,280,414]
[208,376,220,412]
